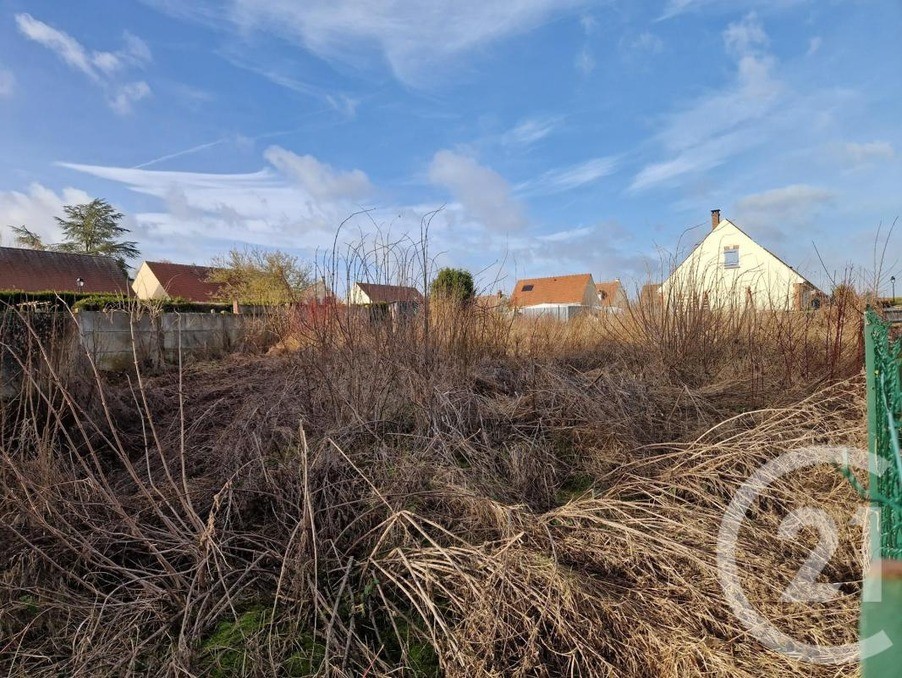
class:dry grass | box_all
[0,290,868,676]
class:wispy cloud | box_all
[428,150,526,232]
[15,13,152,114]
[630,13,782,192]
[736,183,833,214]
[218,52,360,118]
[502,116,564,147]
[520,156,618,195]
[806,36,822,56]
[263,146,373,201]
[657,0,807,21]
[734,184,834,242]
[156,0,590,87]
[109,81,152,115]
[0,67,14,97]
[625,32,664,58]
[843,141,895,165]
[57,148,381,260]
[575,46,596,76]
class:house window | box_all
[723,246,740,269]
[521,284,534,292]
[599,290,607,300]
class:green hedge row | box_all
[0,291,234,313]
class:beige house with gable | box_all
[661,210,824,311]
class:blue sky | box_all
[0,0,899,293]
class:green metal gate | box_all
[865,308,902,558]
[862,307,902,677]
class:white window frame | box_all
[723,246,740,269]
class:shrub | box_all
[430,267,474,304]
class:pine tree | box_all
[55,199,139,267]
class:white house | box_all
[132,261,223,302]
[661,210,824,311]
[347,282,424,306]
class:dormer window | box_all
[723,246,739,269]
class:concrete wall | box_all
[77,310,249,371]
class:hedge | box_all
[0,291,235,313]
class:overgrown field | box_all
[0,299,870,676]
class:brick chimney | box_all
[711,209,721,230]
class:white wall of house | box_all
[579,279,600,308]
[131,263,169,300]
[347,284,372,305]
[661,219,811,310]
[520,303,590,321]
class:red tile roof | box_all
[355,282,423,304]
[145,261,224,302]
[510,273,594,307]
[0,247,129,294]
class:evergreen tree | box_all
[55,199,139,267]
[430,267,475,304]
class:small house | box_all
[132,261,223,303]
[661,210,825,310]
[348,282,424,321]
[348,282,424,306]
[510,273,597,321]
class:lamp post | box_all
[892,275,896,304]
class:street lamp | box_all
[76,277,85,290]
[892,276,896,303]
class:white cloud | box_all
[15,13,101,80]
[843,141,895,165]
[263,146,373,201]
[734,184,834,241]
[110,81,152,114]
[521,156,618,195]
[218,52,359,117]
[428,150,526,232]
[0,67,14,97]
[628,32,664,57]
[736,184,833,214]
[15,13,153,114]
[0,183,93,246]
[722,12,767,56]
[575,45,596,76]
[508,220,655,282]
[502,116,563,147]
[224,0,587,86]
[52,148,389,264]
[806,36,822,56]
[630,13,782,192]
[122,32,153,66]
